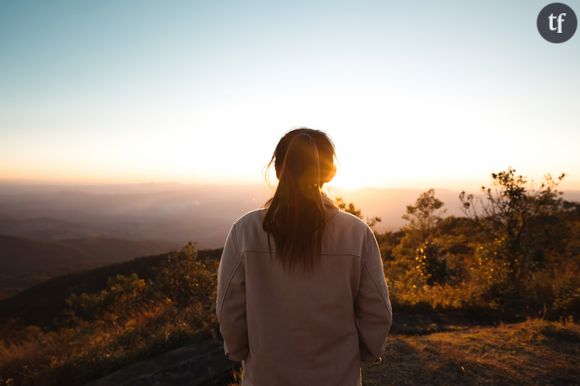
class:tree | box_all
[155,242,216,310]
[459,167,567,307]
[402,189,447,242]
[415,240,448,285]
[334,196,382,231]
[393,189,448,286]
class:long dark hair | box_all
[262,127,337,273]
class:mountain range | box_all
[1,181,578,298]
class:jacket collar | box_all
[321,192,339,222]
[260,191,339,222]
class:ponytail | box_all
[262,129,335,273]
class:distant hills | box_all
[0,234,182,299]
[6,182,577,247]
[0,182,272,247]
[0,181,578,299]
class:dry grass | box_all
[363,319,579,385]
[0,302,214,386]
[219,319,579,386]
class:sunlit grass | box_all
[362,319,579,386]
[222,319,579,386]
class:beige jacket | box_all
[216,193,392,386]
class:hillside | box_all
[0,172,577,386]
[82,319,580,386]
[0,234,183,299]
[0,245,222,328]
[362,319,579,385]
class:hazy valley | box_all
[1,181,579,299]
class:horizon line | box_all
[1,177,579,193]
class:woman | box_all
[216,127,392,386]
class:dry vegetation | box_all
[363,319,579,385]
[0,168,578,385]
[0,245,220,386]
[221,319,579,386]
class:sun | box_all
[327,169,373,190]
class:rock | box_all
[84,339,237,386]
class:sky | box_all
[1,0,579,190]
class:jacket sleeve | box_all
[216,222,249,361]
[355,225,393,364]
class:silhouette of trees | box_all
[459,167,569,310]
[389,189,451,291]
[334,196,382,231]
[405,190,449,285]
[402,188,447,242]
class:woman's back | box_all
[217,127,392,385]
[216,193,392,386]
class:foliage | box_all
[64,273,149,324]
[383,168,578,316]
[402,188,447,241]
[155,242,217,307]
[458,167,574,312]
[414,240,448,286]
[334,196,382,230]
[390,189,449,291]
[0,243,220,386]
[1,168,578,386]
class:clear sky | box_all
[1,0,579,190]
